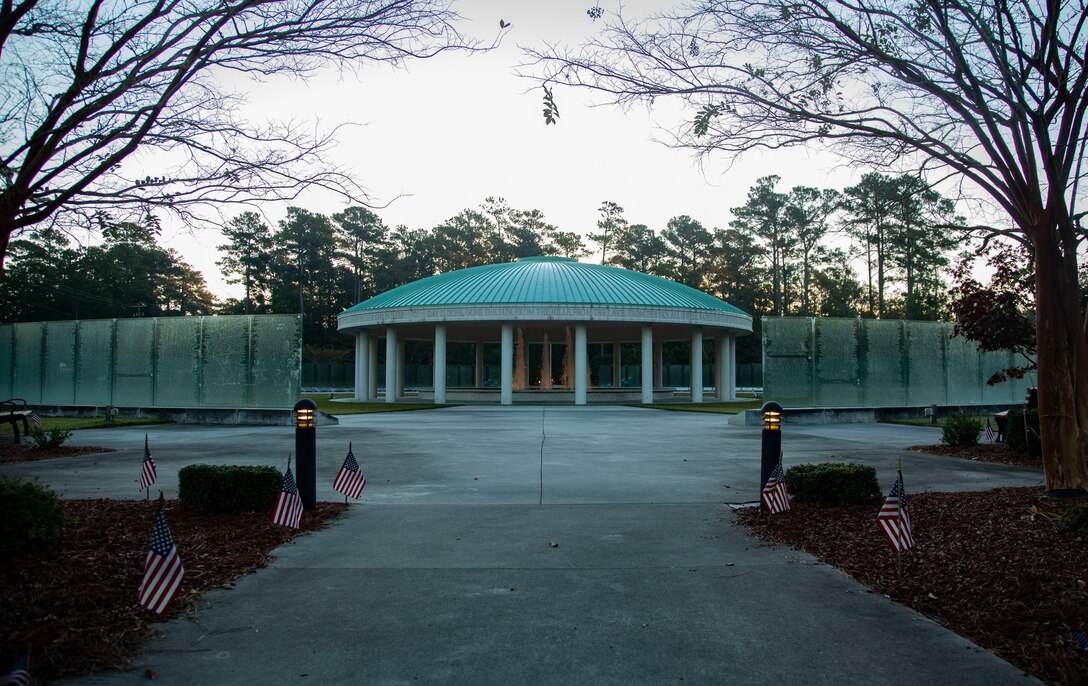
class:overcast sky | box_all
[160,0,863,299]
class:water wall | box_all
[762,317,1032,408]
[0,315,302,409]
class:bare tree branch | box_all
[0,0,482,269]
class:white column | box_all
[575,323,587,405]
[433,324,447,404]
[475,341,484,388]
[384,328,397,403]
[612,341,621,388]
[500,323,513,405]
[716,334,728,401]
[654,342,664,387]
[368,340,378,400]
[641,325,653,404]
[691,327,703,403]
[727,332,737,400]
[396,338,405,399]
[354,331,370,401]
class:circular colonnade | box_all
[337,257,753,404]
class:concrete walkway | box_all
[3,407,1042,685]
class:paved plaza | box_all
[4,406,1044,685]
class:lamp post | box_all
[760,401,782,512]
[293,398,317,511]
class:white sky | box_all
[160,0,864,299]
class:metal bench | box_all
[1,398,34,444]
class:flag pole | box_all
[346,441,351,505]
[158,490,165,511]
[896,458,903,579]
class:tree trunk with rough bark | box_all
[1031,217,1088,491]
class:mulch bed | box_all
[0,499,347,684]
[907,442,1042,469]
[736,488,1088,685]
[0,442,115,464]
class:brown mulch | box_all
[0,442,115,464]
[0,499,347,684]
[907,442,1043,469]
[736,488,1088,685]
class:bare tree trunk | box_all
[0,212,12,274]
[1032,219,1088,491]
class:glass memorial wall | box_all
[0,315,302,408]
[763,317,1032,407]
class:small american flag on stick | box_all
[138,497,186,615]
[0,654,29,686]
[333,442,366,500]
[760,462,790,514]
[30,413,41,428]
[272,459,303,529]
[138,434,157,491]
[984,418,995,443]
[877,474,915,552]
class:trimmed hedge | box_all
[0,476,67,556]
[178,464,282,514]
[784,463,882,505]
[1006,409,1042,455]
[941,411,982,446]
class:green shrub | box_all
[784,463,882,505]
[178,464,282,514]
[1005,409,1042,454]
[0,476,67,556]
[29,426,72,449]
[1059,504,1088,532]
[941,411,982,446]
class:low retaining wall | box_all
[33,405,339,426]
[728,404,1024,427]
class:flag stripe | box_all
[760,463,791,514]
[139,510,185,615]
[333,469,366,499]
[139,436,157,490]
[876,477,915,552]
[333,449,367,499]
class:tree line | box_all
[1,172,962,355]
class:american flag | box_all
[138,434,157,491]
[761,462,791,514]
[0,654,29,686]
[984,418,995,443]
[1072,627,1088,651]
[30,413,41,428]
[333,444,366,499]
[272,466,303,529]
[877,476,915,552]
[138,508,186,615]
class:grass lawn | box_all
[630,399,763,414]
[304,393,455,416]
[0,416,168,435]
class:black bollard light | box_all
[760,401,783,512]
[294,398,317,511]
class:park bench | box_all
[1,398,33,444]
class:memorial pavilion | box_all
[337,256,752,404]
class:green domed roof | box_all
[342,257,747,315]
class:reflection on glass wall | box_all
[763,317,1032,408]
[0,315,302,409]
